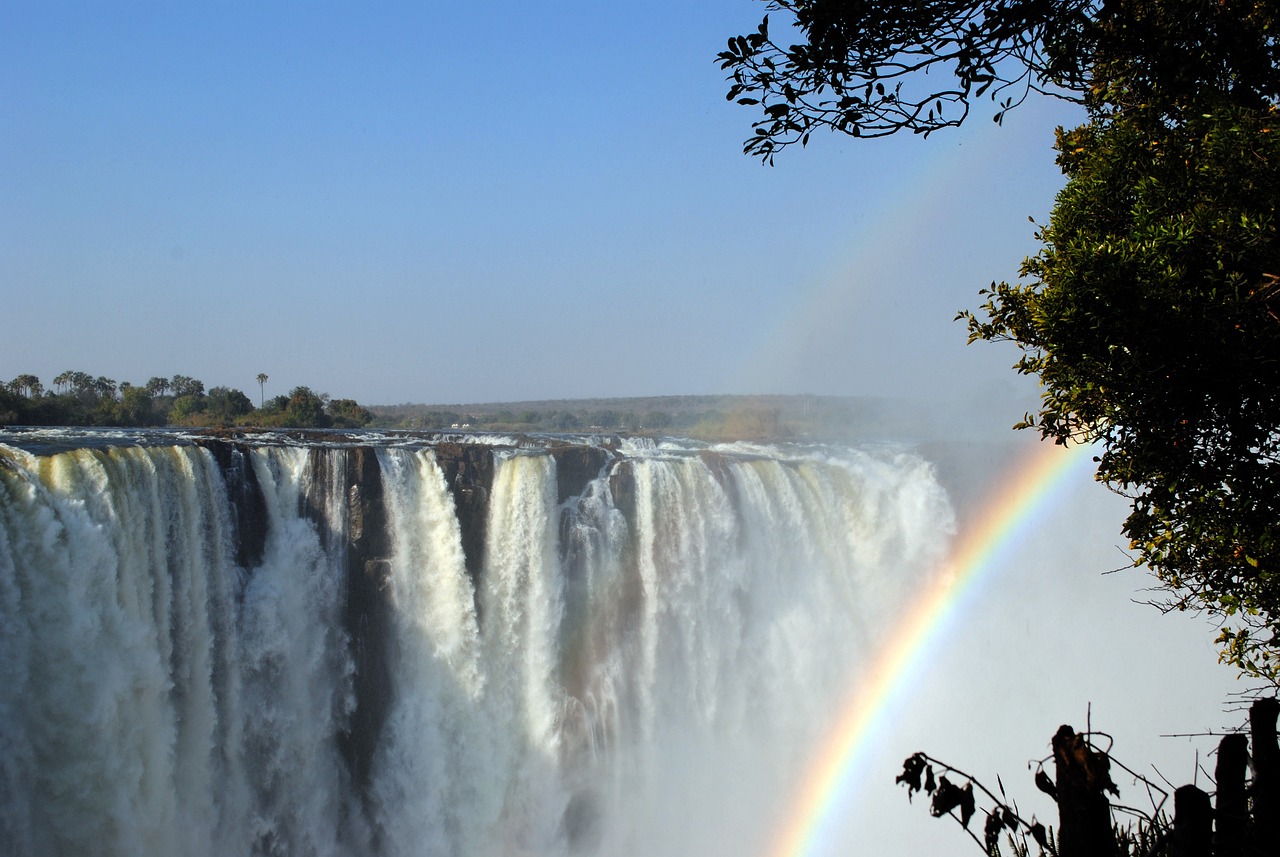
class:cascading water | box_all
[0,430,953,857]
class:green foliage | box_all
[550,410,581,430]
[169,374,204,398]
[730,0,1280,681]
[963,104,1280,681]
[641,410,671,429]
[722,0,1280,161]
[263,394,290,413]
[720,0,1096,160]
[1086,0,1280,117]
[586,409,620,428]
[0,371,372,433]
[283,386,330,429]
[7,374,43,398]
[169,394,207,423]
[112,386,159,426]
[327,398,372,428]
[366,396,850,440]
[205,386,253,424]
[0,386,21,426]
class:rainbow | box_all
[765,439,1097,857]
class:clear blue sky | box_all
[2,0,1082,408]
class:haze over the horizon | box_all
[2,1,1081,411]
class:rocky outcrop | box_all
[549,444,610,504]
[298,447,394,802]
[337,448,393,799]
[431,442,495,587]
[198,440,268,570]
[607,458,636,528]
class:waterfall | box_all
[0,432,953,857]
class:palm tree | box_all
[256,373,268,408]
[9,374,42,398]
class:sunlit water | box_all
[0,431,953,856]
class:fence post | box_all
[1171,785,1212,857]
[1250,698,1278,855]
[1214,732,1248,857]
[1052,724,1117,857]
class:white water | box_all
[0,436,952,857]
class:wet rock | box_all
[197,439,268,570]
[295,447,395,803]
[431,442,495,587]
[550,444,610,504]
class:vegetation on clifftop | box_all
[0,372,372,430]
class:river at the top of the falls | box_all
[0,428,956,857]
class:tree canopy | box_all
[964,101,1280,681]
[723,1,1280,680]
[721,0,1280,160]
[0,372,372,432]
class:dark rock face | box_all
[549,444,610,504]
[337,448,393,799]
[698,449,741,511]
[202,440,399,806]
[296,447,395,802]
[431,442,495,587]
[607,459,636,529]
[197,440,268,570]
[601,456,645,645]
[191,436,643,820]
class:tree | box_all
[283,386,331,428]
[957,4,1280,683]
[112,386,158,426]
[587,409,620,429]
[720,0,1089,160]
[145,376,171,397]
[7,375,42,398]
[52,371,94,398]
[169,374,204,398]
[721,0,1280,161]
[642,410,671,430]
[551,410,582,430]
[327,398,372,428]
[169,394,207,423]
[963,103,1280,681]
[0,385,21,425]
[256,373,268,408]
[206,386,253,423]
[92,376,117,402]
[723,1,1280,682]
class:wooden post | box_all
[1250,698,1278,856]
[1214,732,1248,857]
[1052,725,1117,857]
[1171,785,1212,857]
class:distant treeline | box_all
[370,404,783,438]
[367,394,928,442]
[4,375,957,442]
[0,372,372,429]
